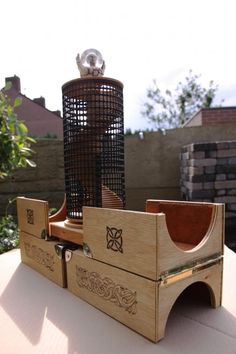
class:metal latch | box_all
[55,243,78,260]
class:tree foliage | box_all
[141,70,220,129]
[0,83,36,179]
[0,214,19,254]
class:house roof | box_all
[183,106,236,127]
[3,75,63,139]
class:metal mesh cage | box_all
[62,77,125,222]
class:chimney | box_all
[52,110,61,117]
[33,96,45,107]
[5,75,21,92]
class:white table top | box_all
[0,247,236,354]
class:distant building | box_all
[183,107,236,127]
[3,75,63,139]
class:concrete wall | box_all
[0,140,65,217]
[125,123,236,211]
[1,123,236,217]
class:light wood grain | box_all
[49,221,83,245]
[156,261,223,341]
[83,207,158,279]
[17,197,49,239]
[17,198,225,342]
[156,203,224,274]
[146,199,215,245]
[20,231,67,287]
[83,202,224,280]
[66,249,157,342]
[49,195,67,222]
[66,249,223,342]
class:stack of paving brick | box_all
[180,140,236,249]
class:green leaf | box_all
[7,105,13,115]
[26,136,36,143]
[26,159,36,167]
[0,86,36,179]
[14,97,22,108]
[18,122,28,135]
[20,147,33,153]
[142,69,220,129]
[4,81,12,91]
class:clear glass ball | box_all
[81,49,103,69]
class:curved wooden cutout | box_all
[156,262,222,342]
[146,200,216,251]
[49,194,67,222]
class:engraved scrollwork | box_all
[24,242,55,271]
[76,266,137,314]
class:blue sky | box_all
[1,0,236,131]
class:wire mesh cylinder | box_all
[62,77,125,222]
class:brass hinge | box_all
[160,254,223,287]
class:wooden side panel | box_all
[156,204,224,274]
[66,249,157,342]
[83,207,158,280]
[20,231,66,287]
[17,197,49,239]
[156,261,223,341]
[146,199,214,245]
[49,195,67,222]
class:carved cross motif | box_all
[26,208,34,225]
[106,226,123,253]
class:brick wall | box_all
[184,107,236,127]
[202,108,236,125]
[180,140,236,250]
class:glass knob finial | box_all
[76,48,105,78]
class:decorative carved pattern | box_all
[26,208,34,225]
[106,226,123,253]
[24,242,55,271]
[76,266,137,314]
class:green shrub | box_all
[0,215,19,254]
[0,83,36,179]
[0,83,35,254]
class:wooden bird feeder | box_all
[17,49,224,343]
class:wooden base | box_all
[83,203,224,279]
[17,196,224,342]
[20,231,67,287]
[48,197,84,244]
[65,248,223,342]
[64,219,83,229]
[49,221,83,245]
